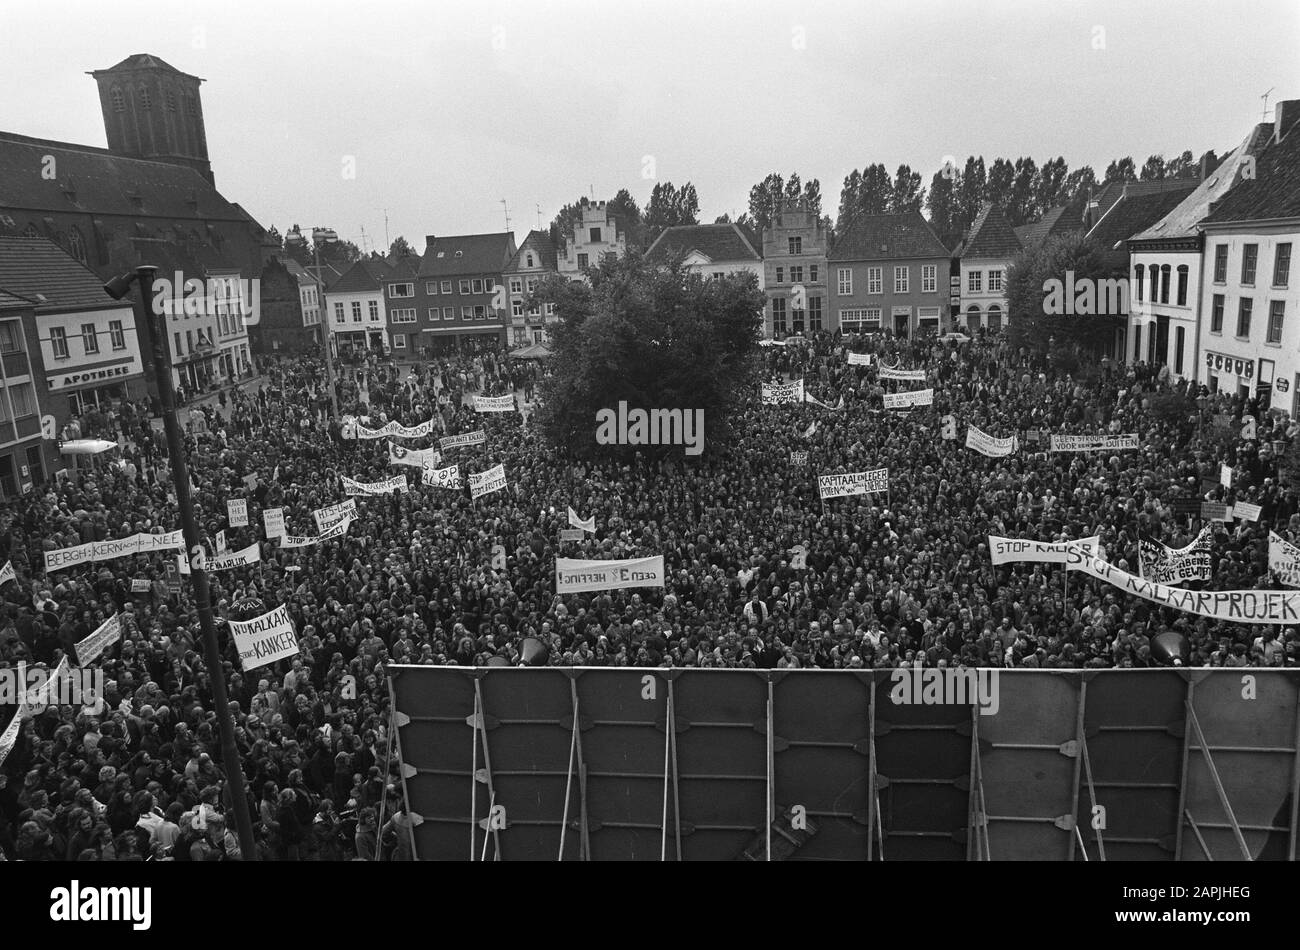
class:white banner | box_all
[469,464,507,500]
[1139,526,1212,586]
[790,451,808,465]
[342,474,408,496]
[761,379,805,405]
[422,464,462,489]
[439,430,486,452]
[313,499,358,531]
[388,442,442,468]
[44,530,185,573]
[1268,532,1300,588]
[556,555,666,594]
[878,364,926,381]
[280,517,352,549]
[227,498,249,527]
[883,388,934,410]
[1066,545,1300,625]
[473,394,516,413]
[228,603,301,672]
[818,469,889,500]
[262,508,285,539]
[966,426,1018,458]
[74,613,122,665]
[847,352,874,366]
[131,578,151,592]
[215,530,228,554]
[0,561,14,587]
[1221,463,1233,488]
[1234,501,1262,523]
[179,542,261,575]
[0,706,21,768]
[355,417,438,440]
[1048,434,1139,452]
[988,535,1100,565]
[567,506,596,533]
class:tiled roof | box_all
[505,230,558,272]
[961,204,1022,259]
[418,233,516,278]
[1203,105,1300,224]
[327,259,385,295]
[1016,205,1084,248]
[95,54,195,77]
[0,236,128,310]
[1131,130,1267,241]
[646,223,763,264]
[1086,182,1198,266]
[827,211,950,261]
[0,289,36,309]
[0,131,251,223]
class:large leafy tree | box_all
[389,236,416,259]
[1036,157,1069,212]
[1104,156,1138,184]
[644,182,700,238]
[1140,154,1167,180]
[955,156,987,234]
[535,251,764,460]
[548,197,586,251]
[1005,231,1123,356]
[925,168,959,243]
[888,164,924,213]
[836,163,892,234]
[1008,157,1040,226]
[748,172,823,233]
[986,158,1015,214]
[608,187,646,250]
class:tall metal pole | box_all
[132,265,258,859]
[314,241,339,420]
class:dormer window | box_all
[110,87,125,112]
[526,253,534,267]
[455,250,463,258]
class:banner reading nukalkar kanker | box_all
[229,603,301,672]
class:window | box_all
[441,281,452,294]
[838,308,881,332]
[166,91,176,112]
[390,309,417,324]
[332,302,343,324]
[0,321,22,353]
[810,264,819,283]
[987,269,1002,293]
[1176,265,1189,306]
[1268,301,1285,344]
[140,87,151,110]
[1237,297,1253,338]
[528,301,540,316]
[837,268,853,295]
[426,281,438,296]
[110,87,124,112]
[186,330,194,352]
[590,227,602,243]
[1149,266,1158,302]
[1160,264,1171,303]
[474,305,487,320]
[1134,264,1145,302]
[1175,325,1185,375]
[459,280,470,295]
[1242,244,1258,285]
[393,334,406,349]
[1213,245,1228,283]
[443,307,454,320]
[1211,294,1224,333]
[968,270,982,293]
[526,253,535,267]
[351,302,362,323]
[1274,243,1292,287]
[368,301,379,321]
[50,326,69,359]
[8,382,35,417]
[81,323,98,355]
[776,267,784,284]
[788,236,802,255]
[525,277,538,293]
[922,264,938,293]
[510,278,523,294]
[545,302,555,316]
[389,283,413,298]
[791,266,803,283]
[894,266,909,294]
[462,307,473,320]
[511,302,524,317]
[772,298,787,334]
[174,332,183,356]
[867,267,882,295]
[472,279,484,295]
[66,227,87,264]
[578,253,589,269]
[808,296,823,331]
[108,320,125,350]
[428,308,441,321]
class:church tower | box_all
[88,54,213,183]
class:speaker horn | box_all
[519,636,549,667]
[485,655,510,667]
[1151,631,1192,666]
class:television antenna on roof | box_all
[500,199,511,232]
[1262,87,1275,123]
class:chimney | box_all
[1083,199,1100,231]
[1276,99,1300,144]
[425,234,437,248]
[1200,151,1210,181]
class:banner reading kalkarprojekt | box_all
[556,555,666,594]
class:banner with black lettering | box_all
[883,389,934,410]
[178,542,261,575]
[556,555,665,594]
[0,560,14,587]
[988,535,1099,565]
[818,468,889,500]
[355,417,438,440]
[388,442,442,468]
[1268,532,1300,588]
[280,517,352,549]
[313,499,358,532]
[761,379,805,405]
[1233,501,1261,523]
[1139,526,1212,586]
[262,508,285,539]
[469,464,507,500]
[846,352,874,366]
[228,603,301,672]
[422,464,462,489]
[473,394,516,413]
[966,426,1018,458]
[1065,545,1300,624]
[878,364,926,382]
[44,530,185,573]
[1049,434,1139,452]
[227,498,249,527]
[342,474,408,496]
[75,613,122,665]
[439,430,486,452]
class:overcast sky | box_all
[3,0,1297,253]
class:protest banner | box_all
[559,528,585,542]
[354,418,438,440]
[1233,501,1262,522]
[878,364,926,382]
[789,544,808,569]
[1221,463,1233,488]
[130,578,151,593]
[790,451,809,465]
[883,388,934,410]
[469,464,508,500]
[555,555,666,594]
[0,561,14,587]
[75,614,122,665]
[342,474,408,496]
[439,430,487,452]
[280,517,352,549]
[227,498,249,527]
[228,604,301,672]
[1048,434,1139,452]
[1138,526,1212,586]
[44,530,185,573]
[215,530,227,554]
[179,542,261,575]
[422,464,462,489]
[988,535,1099,565]
[846,352,874,366]
[473,394,516,413]
[567,507,596,533]
[761,379,805,405]
[1066,545,1300,624]
[1201,502,1233,522]
[263,508,285,539]
[817,468,889,500]
[965,426,1018,458]
[313,499,358,532]
[1268,532,1300,588]
[388,443,442,468]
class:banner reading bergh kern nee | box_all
[556,555,665,594]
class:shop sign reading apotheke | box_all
[46,361,139,392]
[1204,352,1254,379]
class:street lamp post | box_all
[104,265,258,859]
[312,229,340,420]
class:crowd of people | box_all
[1,327,1297,861]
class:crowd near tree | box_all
[1,253,1296,861]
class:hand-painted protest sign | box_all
[847,352,874,366]
[883,388,934,410]
[228,604,300,672]
[559,528,585,542]
[313,499,358,532]
[227,498,249,527]
[44,531,185,573]
[1138,526,1212,585]
[263,507,285,539]
[966,426,1018,458]
[342,474,408,496]
[1268,532,1300,588]
[1201,502,1233,522]
[988,535,1099,565]
[75,614,122,665]
[422,464,462,489]
[439,430,486,452]
[473,394,516,413]
[817,468,889,500]
[761,379,805,405]
[878,364,926,382]
[555,555,665,594]
[468,464,507,500]
[130,578,151,592]
[1048,434,1139,452]
[567,507,596,533]
[388,442,442,468]
[1233,501,1262,522]
[280,517,352,549]
[790,451,809,465]
[179,542,261,575]
[0,561,14,587]
[354,418,438,440]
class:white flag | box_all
[567,507,596,533]
[0,560,15,587]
